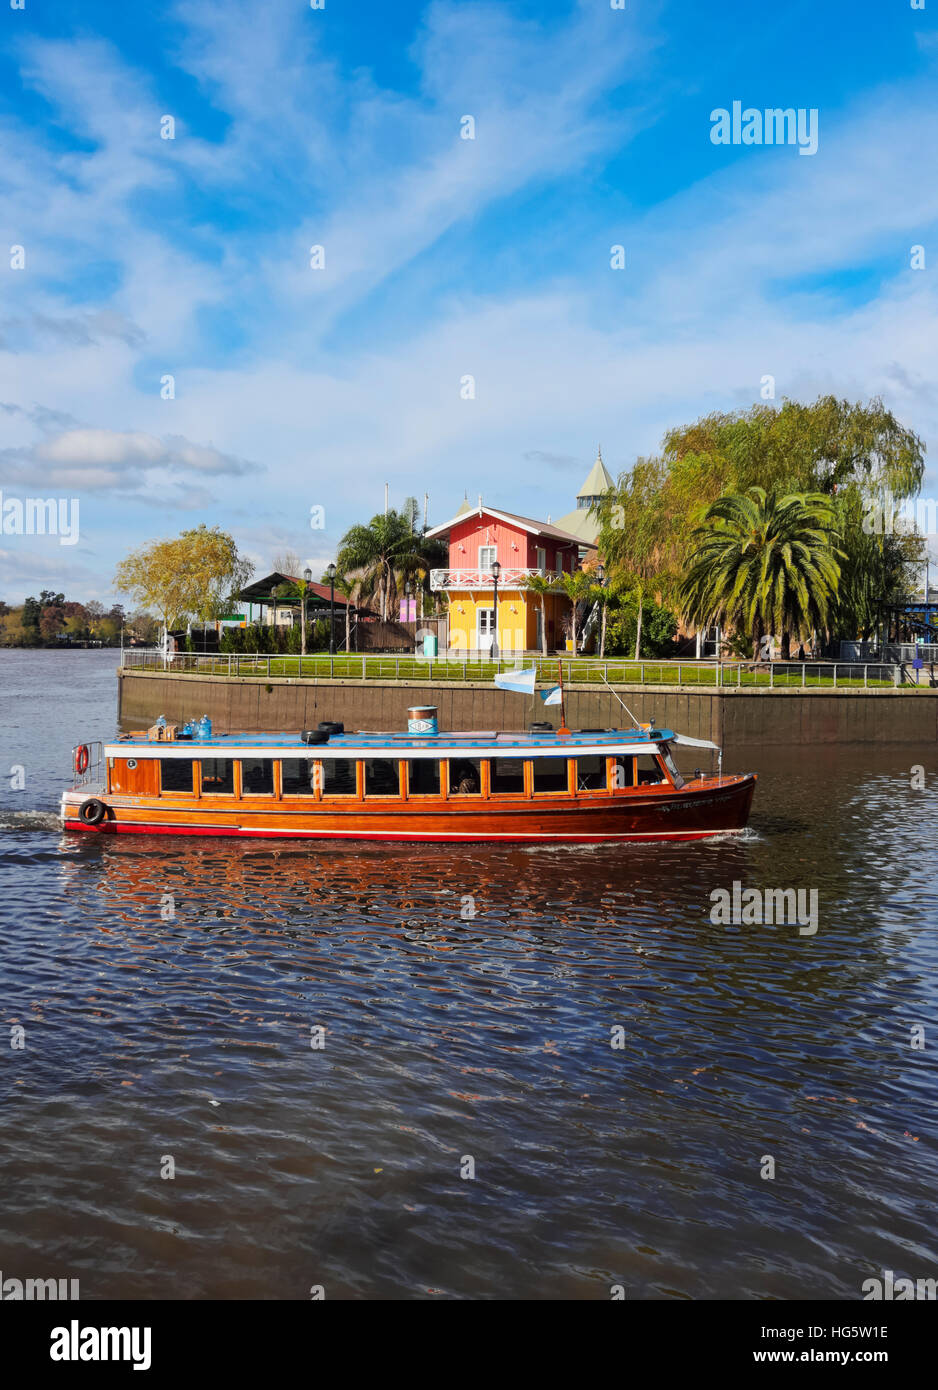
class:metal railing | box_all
[429,567,563,590]
[119,649,933,689]
[70,740,104,790]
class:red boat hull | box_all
[62,774,756,843]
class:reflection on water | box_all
[1,652,937,1298]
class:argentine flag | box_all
[540,684,563,706]
[493,667,537,695]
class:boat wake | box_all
[0,809,63,833]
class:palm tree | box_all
[559,569,595,655]
[336,510,444,621]
[332,569,358,651]
[678,487,843,659]
[523,572,557,656]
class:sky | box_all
[1,0,937,604]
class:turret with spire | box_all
[554,446,614,547]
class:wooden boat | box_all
[61,721,755,843]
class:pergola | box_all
[236,572,357,623]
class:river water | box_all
[1,649,936,1299]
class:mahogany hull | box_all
[62,774,755,843]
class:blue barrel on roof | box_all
[407,705,438,735]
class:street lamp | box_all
[302,566,312,661]
[597,562,606,660]
[491,559,501,658]
[270,585,278,633]
[327,562,336,655]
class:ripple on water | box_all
[1,654,937,1297]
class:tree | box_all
[523,572,557,656]
[336,509,444,621]
[662,396,925,504]
[272,551,303,577]
[332,570,358,652]
[594,456,680,658]
[604,594,677,658]
[559,570,594,655]
[128,609,160,645]
[827,486,922,641]
[114,525,254,636]
[678,488,843,659]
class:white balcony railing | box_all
[430,567,563,591]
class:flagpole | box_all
[558,657,570,736]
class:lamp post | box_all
[302,566,312,661]
[491,558,500,659]
[327,562,336,656]
[270,585,278,634]
[596,562,606,659]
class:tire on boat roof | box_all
[317,721,344,735]
[301,728,329,744]
[79,798,107,826]
[528,722,553,732]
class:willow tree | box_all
[829,487,923,641]
[662,396,925,515]
[679,488,843,658]
[114,525,254,637]
[593,456,680,658]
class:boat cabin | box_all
[103,730,687,802]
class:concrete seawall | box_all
[117,670,938,745]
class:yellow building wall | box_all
[445,590,569,654]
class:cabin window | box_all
[322,759,358,796]
[448,758,482,795]
[478,545,496,572]
[659,747,685,789]
[575,756,606,792]
[612,756,635,789]
[364,758,400,796]
[200,758,234,795]
[160,759,194,793]
[530,758,568,794]
[636,754,665,786]
[241,757,274,795]
[407,760,441,796]
[490,758,525,794]
[281,758,317,796]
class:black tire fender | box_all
[79,798,107,826]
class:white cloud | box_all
[2,427,260,493]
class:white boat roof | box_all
[106,728,693,760]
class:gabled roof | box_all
[237,571,354,606]
[426,504,594,549]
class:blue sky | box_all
[1,0,937,603]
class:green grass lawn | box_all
[155,652,917,690]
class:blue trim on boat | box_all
[116,728,672,752]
